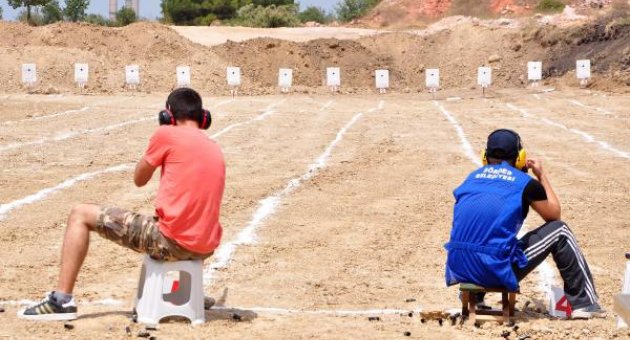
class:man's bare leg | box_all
[56,204,101,294]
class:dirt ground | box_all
[0,87,628,339]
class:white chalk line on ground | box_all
[0,99,288,221]
[0,97,136,126]
[437,101,555,293]
[212,306,422,316]
[203,100,383,284]
[0,164,133,221]
[507,103,629,159]
[1,107,91,126]
[433,101,481,166]
[1,298,422,317]
[0,96,230,127]
[0,116,153,153]
[319,100,335,111]
[210,98,286,139]
[568,99,612,116]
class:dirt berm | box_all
[0,19,627,95]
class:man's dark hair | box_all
[166,88,203,122]
[487,156,516,166]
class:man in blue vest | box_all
[445,129,604,319]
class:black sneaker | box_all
[18,292,77,321]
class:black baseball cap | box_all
[486,129,520,160]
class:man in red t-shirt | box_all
[19,88,225,321]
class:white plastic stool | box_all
[135,255,205,327]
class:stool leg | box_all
[501,292,509,325]
[469,292,477,325]
[462,291,470,317]
[509,293,516,317]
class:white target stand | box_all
[278,68,292,94]
[227,67,241,97]
[527,61,542,88]
[477,67,492,98]
[577,59,591,88]
[616,252,630,328]
[125,65,140,91]
[176,66,191,89]
[327,67,341,93]
[375,69,389,94]
[74,63,89,91]
[21,63,37,89]
[425,68,440,99]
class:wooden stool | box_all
[460,283,518,325]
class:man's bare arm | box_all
[134,158,157,187]
[528,158,561,222]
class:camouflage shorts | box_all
[95,207,213,262]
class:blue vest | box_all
[445,162,531,291]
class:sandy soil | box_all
[0,88,628,339]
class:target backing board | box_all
[527,61,542,81]
[125,65,140,85]
[227,67,241,86]
[477,67,492,87]
[576,59,591,79]
[74,63,89,83]
[176,66,191,87]
[21,64,37,84]
[425,69,440,88]
[375,70,390,89]
[326,67,341,87]
[278,68,293,88]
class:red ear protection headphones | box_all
[158,106,212,130]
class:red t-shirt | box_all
[143,125,225,254]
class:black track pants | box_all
[514,220,599,309]
[475,221,598,309]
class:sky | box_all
[0,0,341,21]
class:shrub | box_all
[116,7,138,26]
[536,0,565,13]
[234,4,300,28]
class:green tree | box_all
[298,6,329,23]
[17,7,45,25]
[64,0,89,22]
[42,0,63,24]
[335,0,379,22]
[0,6,3,20]
[116,6,137,26]
[8,0,51,24]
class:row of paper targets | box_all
[19,60,593,89]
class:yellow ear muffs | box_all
[515,148,527,171]
[482,150,489,166]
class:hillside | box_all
[363,0,617,27]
